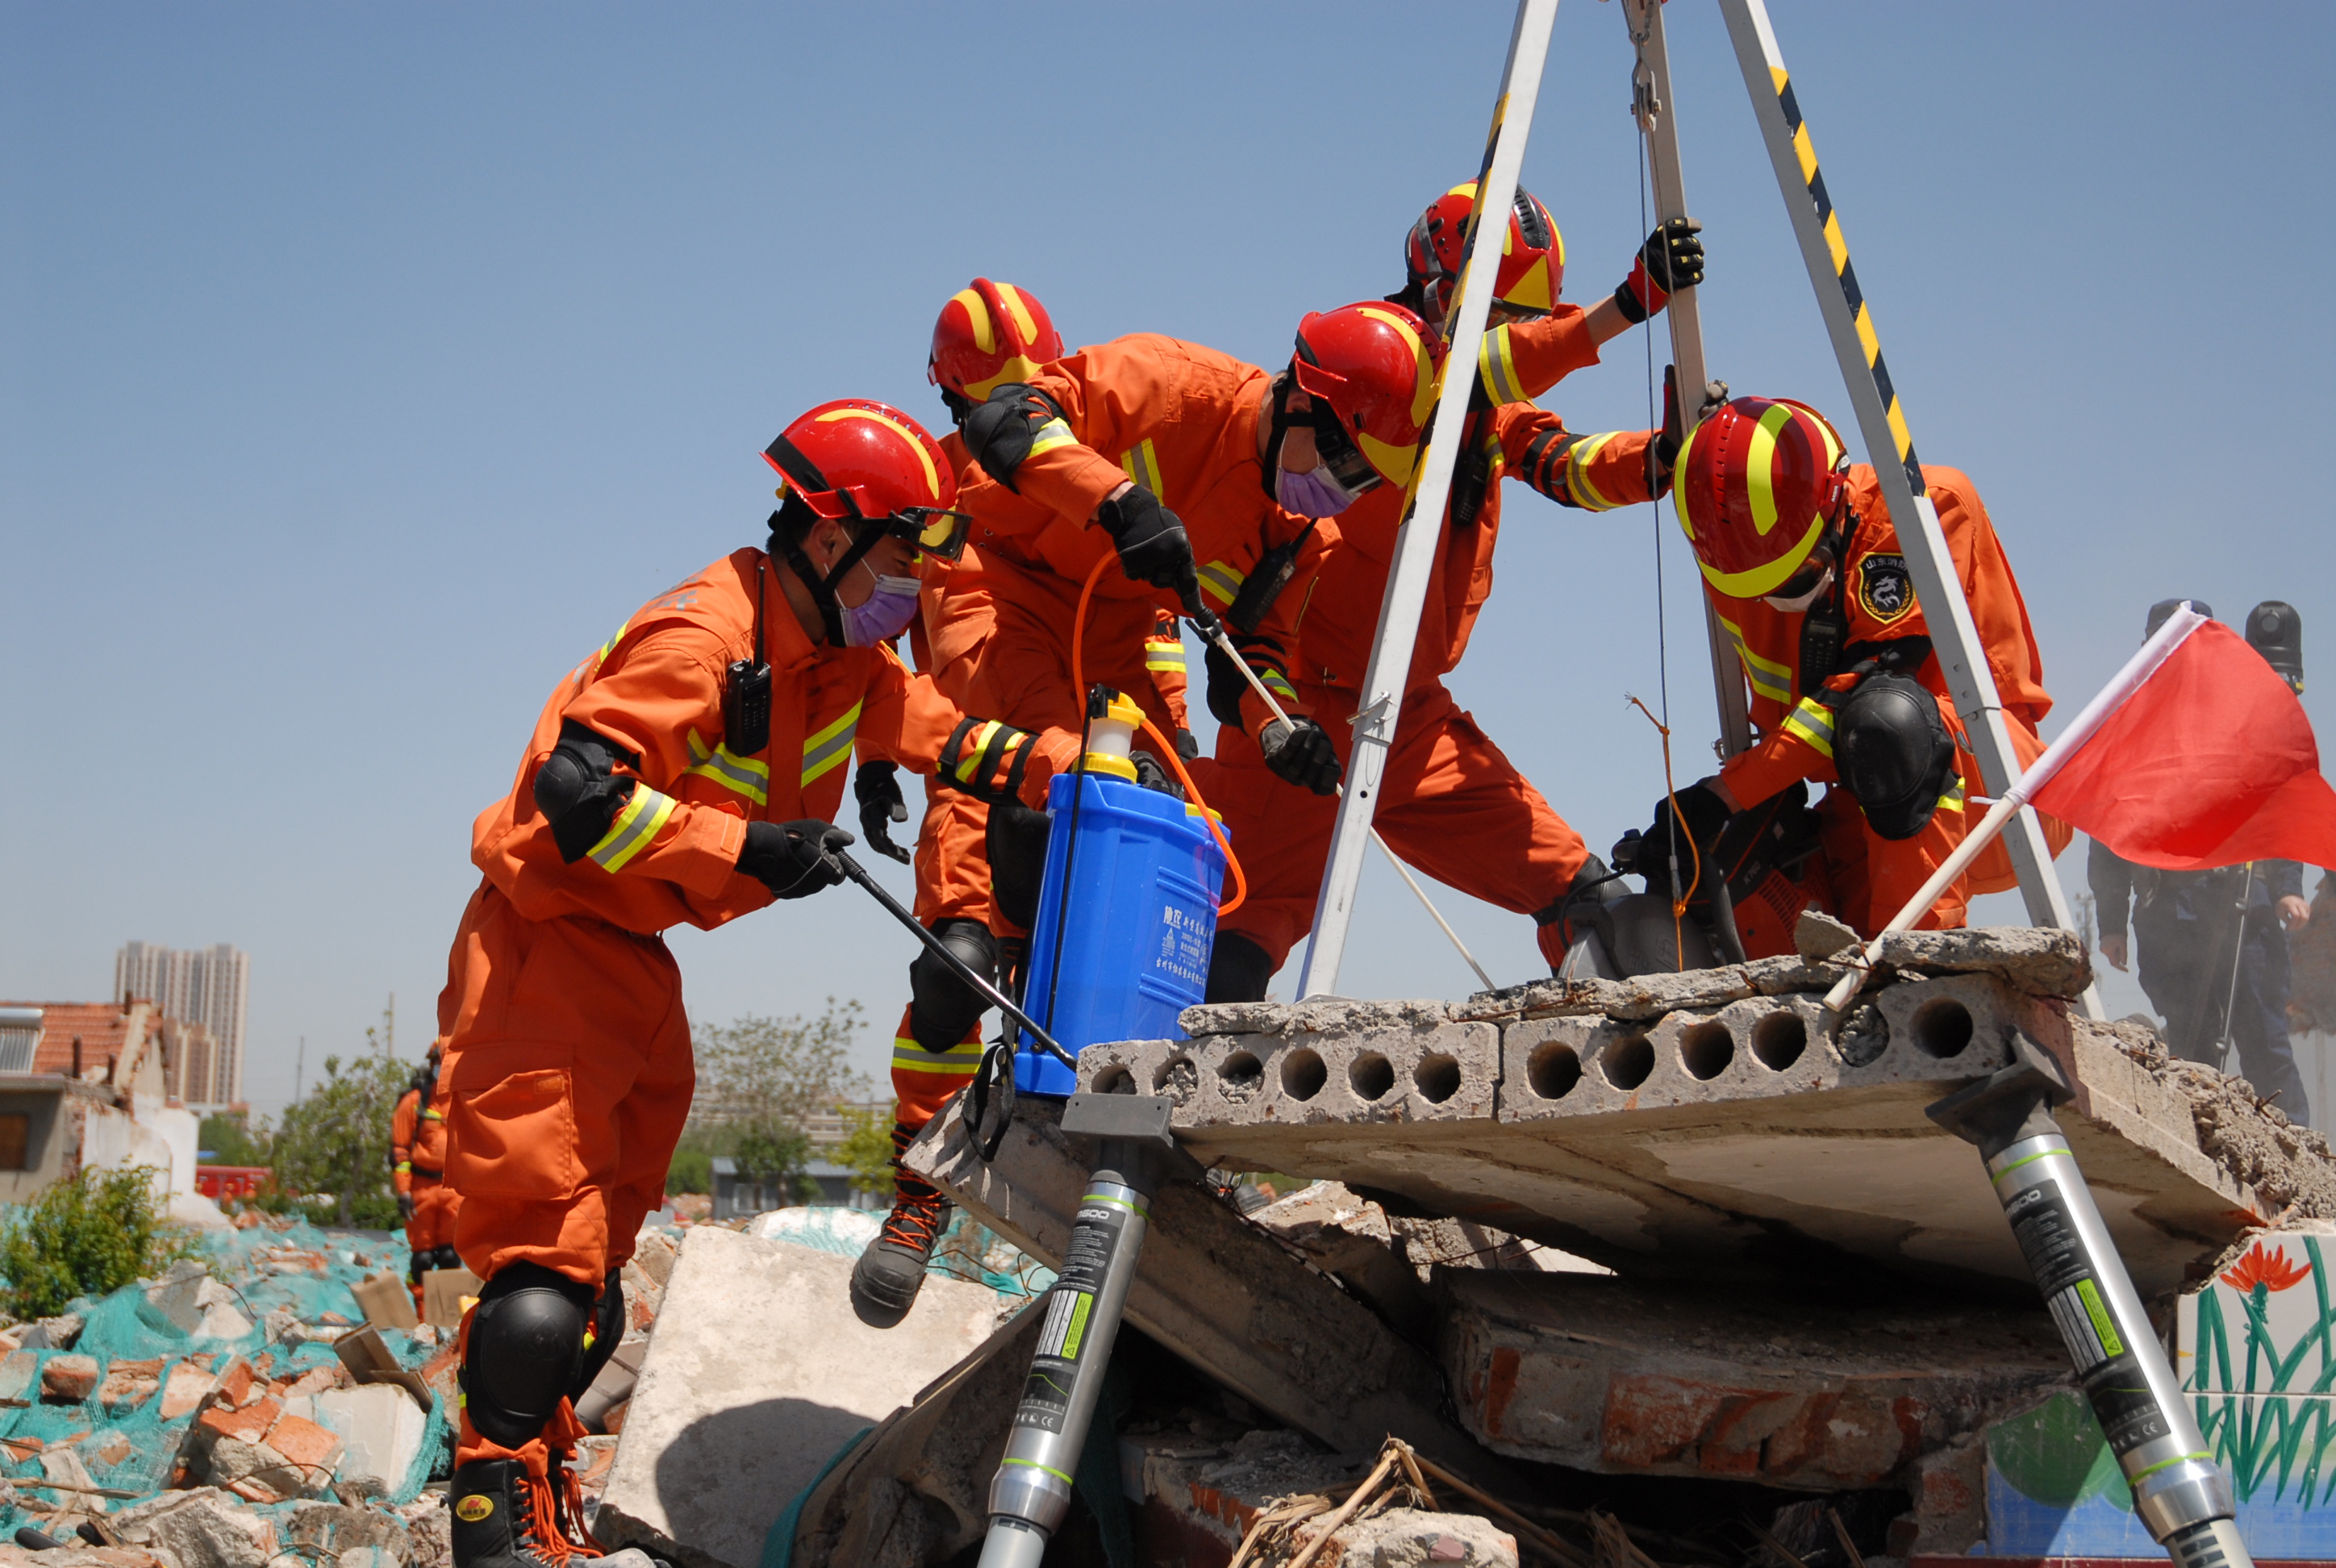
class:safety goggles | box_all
[888,506,973,563]
[1309,407,1384,496]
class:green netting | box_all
[0,1220,448,1533]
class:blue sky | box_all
[5,2,2330,1110]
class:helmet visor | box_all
[1310,408,1384,496]
[887,507,972,564]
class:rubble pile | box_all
[0,1219,463,1568]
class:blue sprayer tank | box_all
[1016,691,1228,1095]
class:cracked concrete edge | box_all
[903,1095,1527,1492]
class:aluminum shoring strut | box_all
[1295,0,1562,1000]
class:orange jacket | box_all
[390,1086,419,1198]
[472,547,1076,936]
[1715,465,2053,809]
[1263,307,1654,694]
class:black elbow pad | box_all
[960,385,1063,492]
[532,719,643,863]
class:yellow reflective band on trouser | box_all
[801,701,862,788]
[1144,640,1186,673]
[1781,696,1836,758]
[421,1108,443,1120]
[1196,560,1244,607]
[588,786,678,872]
[394,1161,411,1175]
[686,729,772,806]
[892,1033,985,1076]
[1479,327,1524,407]
[1717,614,1795,706]
[1120,438,1165,495]
[1027,419,1077,459]
[1564,432,1629,511]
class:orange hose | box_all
[1066,553,1246,915]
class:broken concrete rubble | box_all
[1080,932,2321,1303]
[906,1095,1520,1487]
[594,1227,999,1568]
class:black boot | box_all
[848,1124,953,1328]
[450,1458,593,1568]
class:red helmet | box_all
[1671,396,1850,599]
[1404,183,1564,324]
[761,399,970,561]
[928,279,1065,404]
[1291,302,1442,490]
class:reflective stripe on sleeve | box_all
[1027,419,1078,459]
[1938,779,1967,814]
[1781,697,1837,758]
[686,729,772,806]
[1717,614,1796,707]
[952,720,1003,785]
[1563,432,1629,511]
[588,786,678,872]
[801,701,863,788]
[892,1032,986,1076]
[1197,560,1244,607]
[1119,438,1165,495]
[1145,639,1187,673]
[1258,667,1299,707]
[420,1109,442,1121]
[1479,327,1525,407]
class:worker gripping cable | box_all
[432,398,1081,1568]
[1201,184,1706,1001]
[857,286,1441,1327]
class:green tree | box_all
[0,1166,188,1319]
[690,1002,870,1130]
[835,1100,897,1196]
[198,1111,269,1168]
[733,1121,815,1203]
[270,1007,411,1228]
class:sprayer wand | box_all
[832,848,1078,1070]
[1183,603,1497,992]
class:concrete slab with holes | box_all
[1072,931,2279,1302]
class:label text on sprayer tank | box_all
[1154,897,1212,994]
[1011,1196,1130,1434]
[2004,1178,2167,1455]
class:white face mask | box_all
[1763,565,1835,615]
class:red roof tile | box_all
[0,1001,152,1077]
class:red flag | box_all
[2029,620,2336,870]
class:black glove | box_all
[1097,486,1199,598]
[1258,717,1341,796]
[1649,364,1685,496]
[1633,781,1731,897]
[396,1193,415,1224]
[853,761,911,864]
[1174,728,1200,762]
[1613,216,1705,323]
[739,819,854,899]
[1131,749,1184,799]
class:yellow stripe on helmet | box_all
[951,288,995,355]
[1743,400,1800,538]
[816,407,941,502]
[1356,305,1437,431]
[1671,423,1704,544]
[1696,514,1828,601]
[995,284,1039,346]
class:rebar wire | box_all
[1626,695,1702,970]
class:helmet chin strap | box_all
[769,503,882,647]
[1258,371,1300,500]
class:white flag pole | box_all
[1821,606,2209,1012]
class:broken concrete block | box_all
[144,1260,215,1335]
[0,1349,40,1407]
[1440,1271,2070,1491]
[40,1447,102,1511]
[1086,1009,1499,1127]
[1110,955,2309,1299]
[198,1395,282,1449]
[40,1355,99,1403]
[98,1358,163,1412]
[594,1228,998,1568]
[257,1413,343,1484]
[311,1384,427,1499]
[206,1437,307,1502]
[1322,1508,1516,1567]
[1246,1182,1433,1344]
[195,1301,254,1342]
[907,1098,1520,1489]
[628,1227,680,1288]
[21,1313,86,1350]
[575,1337,649,1432]
[284,1500,408,1567]
[90,1432,133,1469]
[113,1487,276,1568]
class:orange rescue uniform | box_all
[1708,465,2067,943]
[390,1077,458,1297]
[439,545,1070,1469]
[889,338,1310,1126]
[1208,310,1654,975]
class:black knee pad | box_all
[985,803,1053,932]
[1206,933,1274,1003]
[461,1263,594,1449]
[570,1268,624,1402]
[431,1245,464,1273]
[1834,672,1956,840]
[907,919,997,1051]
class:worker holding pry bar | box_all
[1646,394,2067,952]
[431,398,1082,1568]
[854,287,1442,1328]
[1199,186,1707,999]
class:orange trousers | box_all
[893,559,1177,1134]
[1814,782,1971,936]
[436,880,695,1468]
[1208,678,1591,977]
[406,1178,460,1253]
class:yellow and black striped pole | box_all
[1718,9,2248,1566]
[1716,0,2091,993]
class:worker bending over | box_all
[857,290,1441,1325]
[1203,186,1708,998]
[1646,395,2060,951]
[390,1041,458,1309]
[436,400,1079,1568]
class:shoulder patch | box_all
[1858,554,1918,625]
